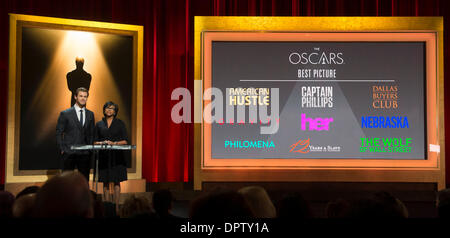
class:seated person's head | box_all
[372,191,408,218]
[189,188,254,219]
[238,186,276,218]
[13,193,36,218]
[326,199,350,218]
[346,192,408,218]
[120,194,153,218]
[33,171,93,218]
[16,186,40,200]
[152,189,173,215]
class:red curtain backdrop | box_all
[0,0,449,185]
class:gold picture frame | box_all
[6,14,143,183]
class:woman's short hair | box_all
[103,101,119,117]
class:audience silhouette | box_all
[2,179,449,220]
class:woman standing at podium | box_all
[94,101,128,212]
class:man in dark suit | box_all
[56,87,95,182]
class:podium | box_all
[70,145,136,192]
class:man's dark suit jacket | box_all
[56,107,95,155]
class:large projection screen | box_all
[194,17,444,190]
[6,14,144,183]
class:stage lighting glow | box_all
[28,29,128,144]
